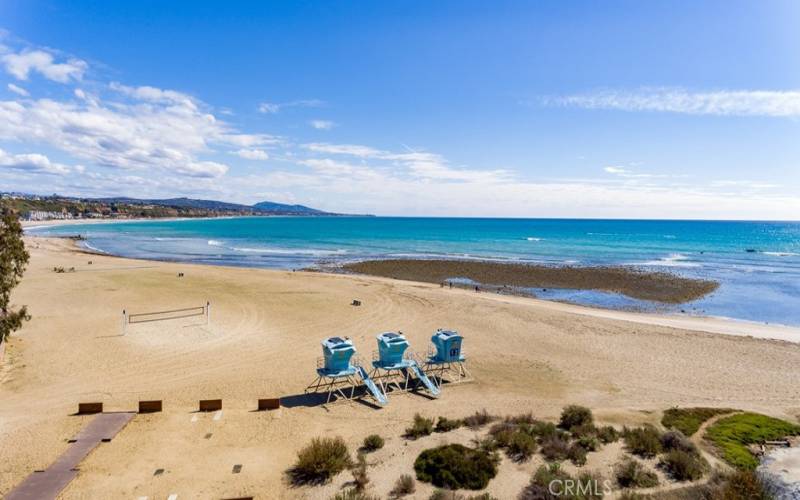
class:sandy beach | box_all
[1,236,799,499]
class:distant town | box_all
[0,192,347,221]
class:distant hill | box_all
[94,197,332,215]
[253,200,324,214]
[4,192,367,219]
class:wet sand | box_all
[342,259,719,304]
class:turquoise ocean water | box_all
[32,217,800,326]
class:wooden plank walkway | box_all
[6,412,135,500]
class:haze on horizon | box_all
[1,1,799,220]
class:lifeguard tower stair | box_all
[356,366,388,405]
[403,361,440,397]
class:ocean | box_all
[31,217,800,326]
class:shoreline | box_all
[26,235,800,343]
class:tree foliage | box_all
[1,205,30,344]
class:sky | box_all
[1,0,799,219]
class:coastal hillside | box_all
[1,192,352,220]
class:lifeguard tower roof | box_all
[374,331,411,369]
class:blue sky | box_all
[1,0,799,218]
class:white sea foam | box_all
[762,251,799,257]
[230,246,347,256]
[526,237,542,241]
[634,253,700,268]
[81,241,108,254]
[207,240,223,246]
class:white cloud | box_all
[258,99,324,114]
[235,148,269,160]
[305,142,383,158]
[0,79,283,178]
[547,88,800,117]
[109,82,198,109]
[0,148,70,175]
[1,49,87,83]
[302,142,511,183]
[7,83,28,96]
[309,119,335,130]
[604,166,628,175]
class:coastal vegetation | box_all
[622,426,664,458]
[342,259,719,303]
[405,413,435,439]
[361,434,384,452]
[614,458,659,488]
[289,436,353,485]
[413,443,499,490]
[389,474,416,497]
[704,412,800,469]
[1,205,30,345]
[661,407,735,436]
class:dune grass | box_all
[661,407,735,436]
[704,412,800,469]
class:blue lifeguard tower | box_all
[425,329,470,389]
[305,336,387,405]
[370,332,439,397]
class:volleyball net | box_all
[122,302,210,334]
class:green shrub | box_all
[577,435,599,452]
[658,449,706,481]
[290,436,353,485]
[570,423,599,439]
[540,434,571,461]
[660,430,696,454]
[705,412,800,469]
[521,463,572,500]
[361,434,384,452]
[463,409,497,429]
[559,405,594,431]
[414,443,499,490]
[331,489,381,500]
[507,412,537,425]
[435,417,464,433]
[390,473,416,498]
[429,490,462,500]
[521,463,604,500]
[596,425,619,444]
[567,442,588,466]
[531,420,562,440]
[718,469,771,500]
[661,407,734,436]
[507,430,538,462]
[405,413,435,439]
[351,453,369,491]
[614,458,659,488]
[622,425,663,458]
[488,421,516,448]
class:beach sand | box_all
[1,236,799,498]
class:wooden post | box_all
[122,309,127,336]
[257,398,281,411]
[78,402,103,414]
[199,399,222,412]
[206,301,211,326]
